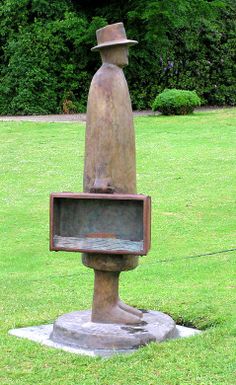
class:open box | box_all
[50,193,151,255]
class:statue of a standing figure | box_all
[11,22,178,355]
[83,22,143,324]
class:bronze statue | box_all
[10,22,177,356]
[83,22,143,324]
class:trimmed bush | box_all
[152,89,201,115]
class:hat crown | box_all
[96,23,127,47]
[91,22,138,52]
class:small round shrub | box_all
[152,89,201,115]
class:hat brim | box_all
[91,39,138,52]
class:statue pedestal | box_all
[50,309,177,354]
[9,317,201,357]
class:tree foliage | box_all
[0,0,106,114]
[0,0,235,114]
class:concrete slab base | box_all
[9,310,201,358]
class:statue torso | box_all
[83,63,136,194]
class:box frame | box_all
[50,192,151,255]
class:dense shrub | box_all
[152,89,201,115]
[0,0,235,114]
[0,1,106,115]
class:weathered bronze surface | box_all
[84,23,137,195]
[83,23,144,324]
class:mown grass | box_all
[0,108,236,385]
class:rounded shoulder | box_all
[92,64,124,86]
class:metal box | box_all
[50,193,151,255]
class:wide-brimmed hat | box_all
[91,22,138,52]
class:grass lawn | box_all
[0,108,235,385]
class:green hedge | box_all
[0,0,235,115]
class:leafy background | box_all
[0,0,235,114]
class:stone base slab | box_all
[9,310,201,358]
[50,310,177,350]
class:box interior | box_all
[52,197,144,253]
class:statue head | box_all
[99,45,129,68]
[91,22,138,68]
